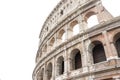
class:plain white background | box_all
[0,0,120,80]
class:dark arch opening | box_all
[92,41,106,64]
[114,33,120,57]
[61,60,64,74]
[70,20,79,36]
[60,10,63,15]
[71,49,82,70]
[58,29,66,42]
[115,38,120,57]
[57,56,64,75]
[75,51,82,69]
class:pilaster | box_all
[102,31,117,60]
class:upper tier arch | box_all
[38,0,113,50]
[36,0,113,63]
[39,0,88,41]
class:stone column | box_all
[79,22,84,34]
[103,43,109,59]
[86,39,94,66]
[78,15,87,32]
[64,47,68,75]
[52,57,55,80]
[81,40,89,73]
[56,36,62,46]
[55,58,59,77]
[102,31,117,60]
[44,63,47,80]
[109,41,118,59]
[68,49,73,72]
[66,24,73,40]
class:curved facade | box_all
[33,0,120,80]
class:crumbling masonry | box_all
[33,0,120,80]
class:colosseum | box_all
[33,0,120,80]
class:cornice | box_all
[38,0,100,51]
[39,0,67,38]
[33,16,120,77]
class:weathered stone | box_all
[33,0,120,80]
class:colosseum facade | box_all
[33,0,120,80]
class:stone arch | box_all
[89,41,106,64]
[83,3,113,28]
[84,11,99,28]
[70,20,80,35]
[42,44,47,53]
[58,29,66,42]
[56,56,64,75]
[49,37,55,47]
[109,28,120,43]
[60,9,63,15]
[46,63,52,80]
[36,49,42,62]
[84,11,96,22]
[70,48,82,70]
[48,37,55,51]
[113,32,120,57]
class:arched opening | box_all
[114,32,120,57]
[87,15,98,28]
[42,44,47,53]
[60,10,63,15]
[57,56,64,75]
[71,49,82,70]
[85,12,99,28]
[70,20,80,36]
[58,29,66,42]
[92,41,106,64]
[62,32,66,42]
[75,52,82,69]
[115,38,120,57]
[49,37,55,47]
[73,24,79,35]
[46,63,52,80]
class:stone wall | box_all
[33,0,120,80]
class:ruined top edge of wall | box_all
[39,0,98,39]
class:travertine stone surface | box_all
[33,0,120,80]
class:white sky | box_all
[0,0,120,80]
